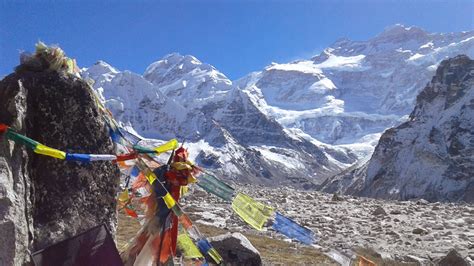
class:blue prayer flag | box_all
[66,153,91,163]
[272,212,316,245]
[196,239,212,254]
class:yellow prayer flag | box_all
[142,169,156,184]
[34,144,66,160]
[187,174,197,184]
[118,190,129,202]
[180,185,189,196]
[171,162,192,171]
[154,139,178,154]
[163,193,176,209]
[177,233,204,259]
[231,193,274,230]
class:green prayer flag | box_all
[197,174,235,202]
[133,145,156,154]
[6,129,39,150]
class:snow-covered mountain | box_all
[83,54,355,188]
[82,24,473,189]
[321,55,474,202]
[237,25,473,152]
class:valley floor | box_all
[182,184,474,264]
[116,185,473,265]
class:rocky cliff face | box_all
[321,55,474,202]
[0,63,120,263]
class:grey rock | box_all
[209,232,261,266]
[389,209,402,215]
[0,64,120,263]
[416,199,430,205]
[331,193,344,202]
[437,249,470,266]
[412,228,429,235]
[372,206,388,216]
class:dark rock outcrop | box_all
[209,232,262,266]
[322,55,474,202]
[0,62,120,263]
[437,249,470,266]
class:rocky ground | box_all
[180,184,474,265]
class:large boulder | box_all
[437,249,470,266]
[209,232,262,266]
[0,56,120,264]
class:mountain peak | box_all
[376,24,428,40]
[161,53,203,66]
[81,60,119,83]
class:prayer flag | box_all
[155,139,178,154]
[34,144,66,160]
[197,174,235,202]
[89,154,117,161]
[66,153,91,163]
[6,130,39,150]
[231,193,274,230]
[177,233,204,259]
[272,212,316,245]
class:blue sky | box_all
[1,0,473,79]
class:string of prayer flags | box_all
[177,233,204,259]
[272,212,316,245]
[197,174,235,202]
[134,156,224,264]
[231,193,274,230]
[97,112,224,265]
[5,128,121,162]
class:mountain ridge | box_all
[83,24,474,190]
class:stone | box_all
[372,206,387,216]
[209,232,262,266]
[331,193,344,201]
[437,249,470,266]
[0,61,120,263]
[389,209,402,215]
[416,199,430,205]
[412,228,429,235]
